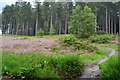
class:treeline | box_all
[1,1,120,35]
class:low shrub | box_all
[99,54,120,79]
[51,55,85,78]
[60,35,77,46]
[36,28,45,36]
[60,35,98,52]
[89,35,112,43]
[49,24,56,35]
[74,42,98,52]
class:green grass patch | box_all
[78,44,116,63]
[99,54,120,79]
[2,34,31,38]
[2,53,59,79]
[79,54,106,63]
[96,50,111,56]
[2,52,85,79]
[0,53,2,75]
[92,43,119,51]
[42,34,71,40]
[2,34,71,40]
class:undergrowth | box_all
[60,35,98,52]
[2,52,85,79]
[89,34,112,43]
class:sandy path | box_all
[0,36,59,53]
[73,48,116,79]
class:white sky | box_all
[0,0,44,5]
[0,0,44,13]
[0,30,2,35]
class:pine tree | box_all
[36,28,45,36]
[69,5,97,35]
[82,5,97,34]
[1,2,119,35]
[50,24,55,35]
[69,5,83,35]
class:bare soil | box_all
[0,36,60,53]
[112,37,120,44]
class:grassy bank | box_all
[99,54,119,79]
[2,52,85,79]
[2,47,112,79]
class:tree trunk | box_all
[68,14,70,34]
[111,18,113,34]
[65,14,68,34]
[51,15,52,26]
[22,23,24,35]
[10,22,13,34]
[55,13,58,34]
[26,21,29,35]
[114,19,116,34]
[35,13,38,36]
[16,20,19,35]
[50,14,53,34]
[108,14,110,34]
[95,13,97,32]
[102,21,104,32]
[47,15,49,35]
[105,7,108,33]
[119,7,120,34]
[59,20,61,34]
[99,20,102,31]
[9,20,11,34]
[44,21,47,35]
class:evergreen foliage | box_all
[36,28,45,36]
[89,35,112,43]
[69,5,97,35]
[49,24,56,35]
[1,2,119,35]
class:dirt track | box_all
[73,48,116,79]
[0,36,59,53]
